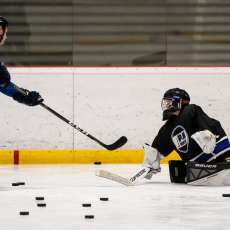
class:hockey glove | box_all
[13,88,44,106]
[129,143,163,183]
[191,130,216,154]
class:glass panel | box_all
[1,0,73,65]
[1,0,230,66]
[73,0,167,66]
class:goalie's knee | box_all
[168,160,187,183]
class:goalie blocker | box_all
[169,160,230,186]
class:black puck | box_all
[82,203,91,207]
[12,182,25,186]
[20,211,29,215]
[94,162,101,165]
[12,183,19,186]
[35,197,45,201]
[222,194,230,197]
[84,215,94,219]
[37,203,46,207]
[100,197,109,201]
[18,182,25,185]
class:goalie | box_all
[131,88,230,186]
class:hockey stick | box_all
[40,103,128,150]
[95,169,134,186]
[96,168,152,186]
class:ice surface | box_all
[0,164,230,230]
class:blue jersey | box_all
[0,62,16,97]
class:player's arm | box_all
[0,63,43,106]
[179,104,216,155]
[189,105,217,154]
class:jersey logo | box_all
[171,125,189,153]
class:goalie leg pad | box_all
[186,161,230,185]
[168,160,187,183]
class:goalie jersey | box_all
[152,104,230,163]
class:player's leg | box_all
[168,160,187,183]
[169,160,230,185]
[186,161,230,185]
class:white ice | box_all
[0,164,230,230]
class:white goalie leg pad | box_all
[191,130,217,154]
[188,169,230,186]
[129,143,163,182]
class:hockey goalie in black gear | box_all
[154,88,230,163]
[0,16,43,106]
[130,88,230,185]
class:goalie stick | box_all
[95,169,134,186]
[96,168,152,186]
[40,103,128,150]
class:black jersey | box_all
[152,104,230,163]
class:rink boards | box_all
[0,149,181,164]
[0,67,230,165]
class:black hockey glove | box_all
[13,88,44,106]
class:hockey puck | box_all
[82,203,91,207]
[12,183,19,186]
[37,203,46,207]
[100,197,109,201]
[12,182,25,186]
[18,182,25,185]
[84,215,94,219]
[94,162,101,165]
[20,211,29,216]
[222,194,230,197]
[35,197,45,201]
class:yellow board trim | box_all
[0,149,181,164]
[160,150,182,163]
[19,149,144,164]
[0,150,14,164]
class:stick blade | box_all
[96,169,133,186]
[105,136,128,150]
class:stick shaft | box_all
[10,84,127,150]
[40,103,127,150]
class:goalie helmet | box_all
[161,88,190,120]
[0,16,8,43]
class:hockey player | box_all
[0,16,43,106]
[130,88,230,185]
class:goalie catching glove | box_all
[13,88,44,106]
[191,130,217,154]
[129,143,163,183]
